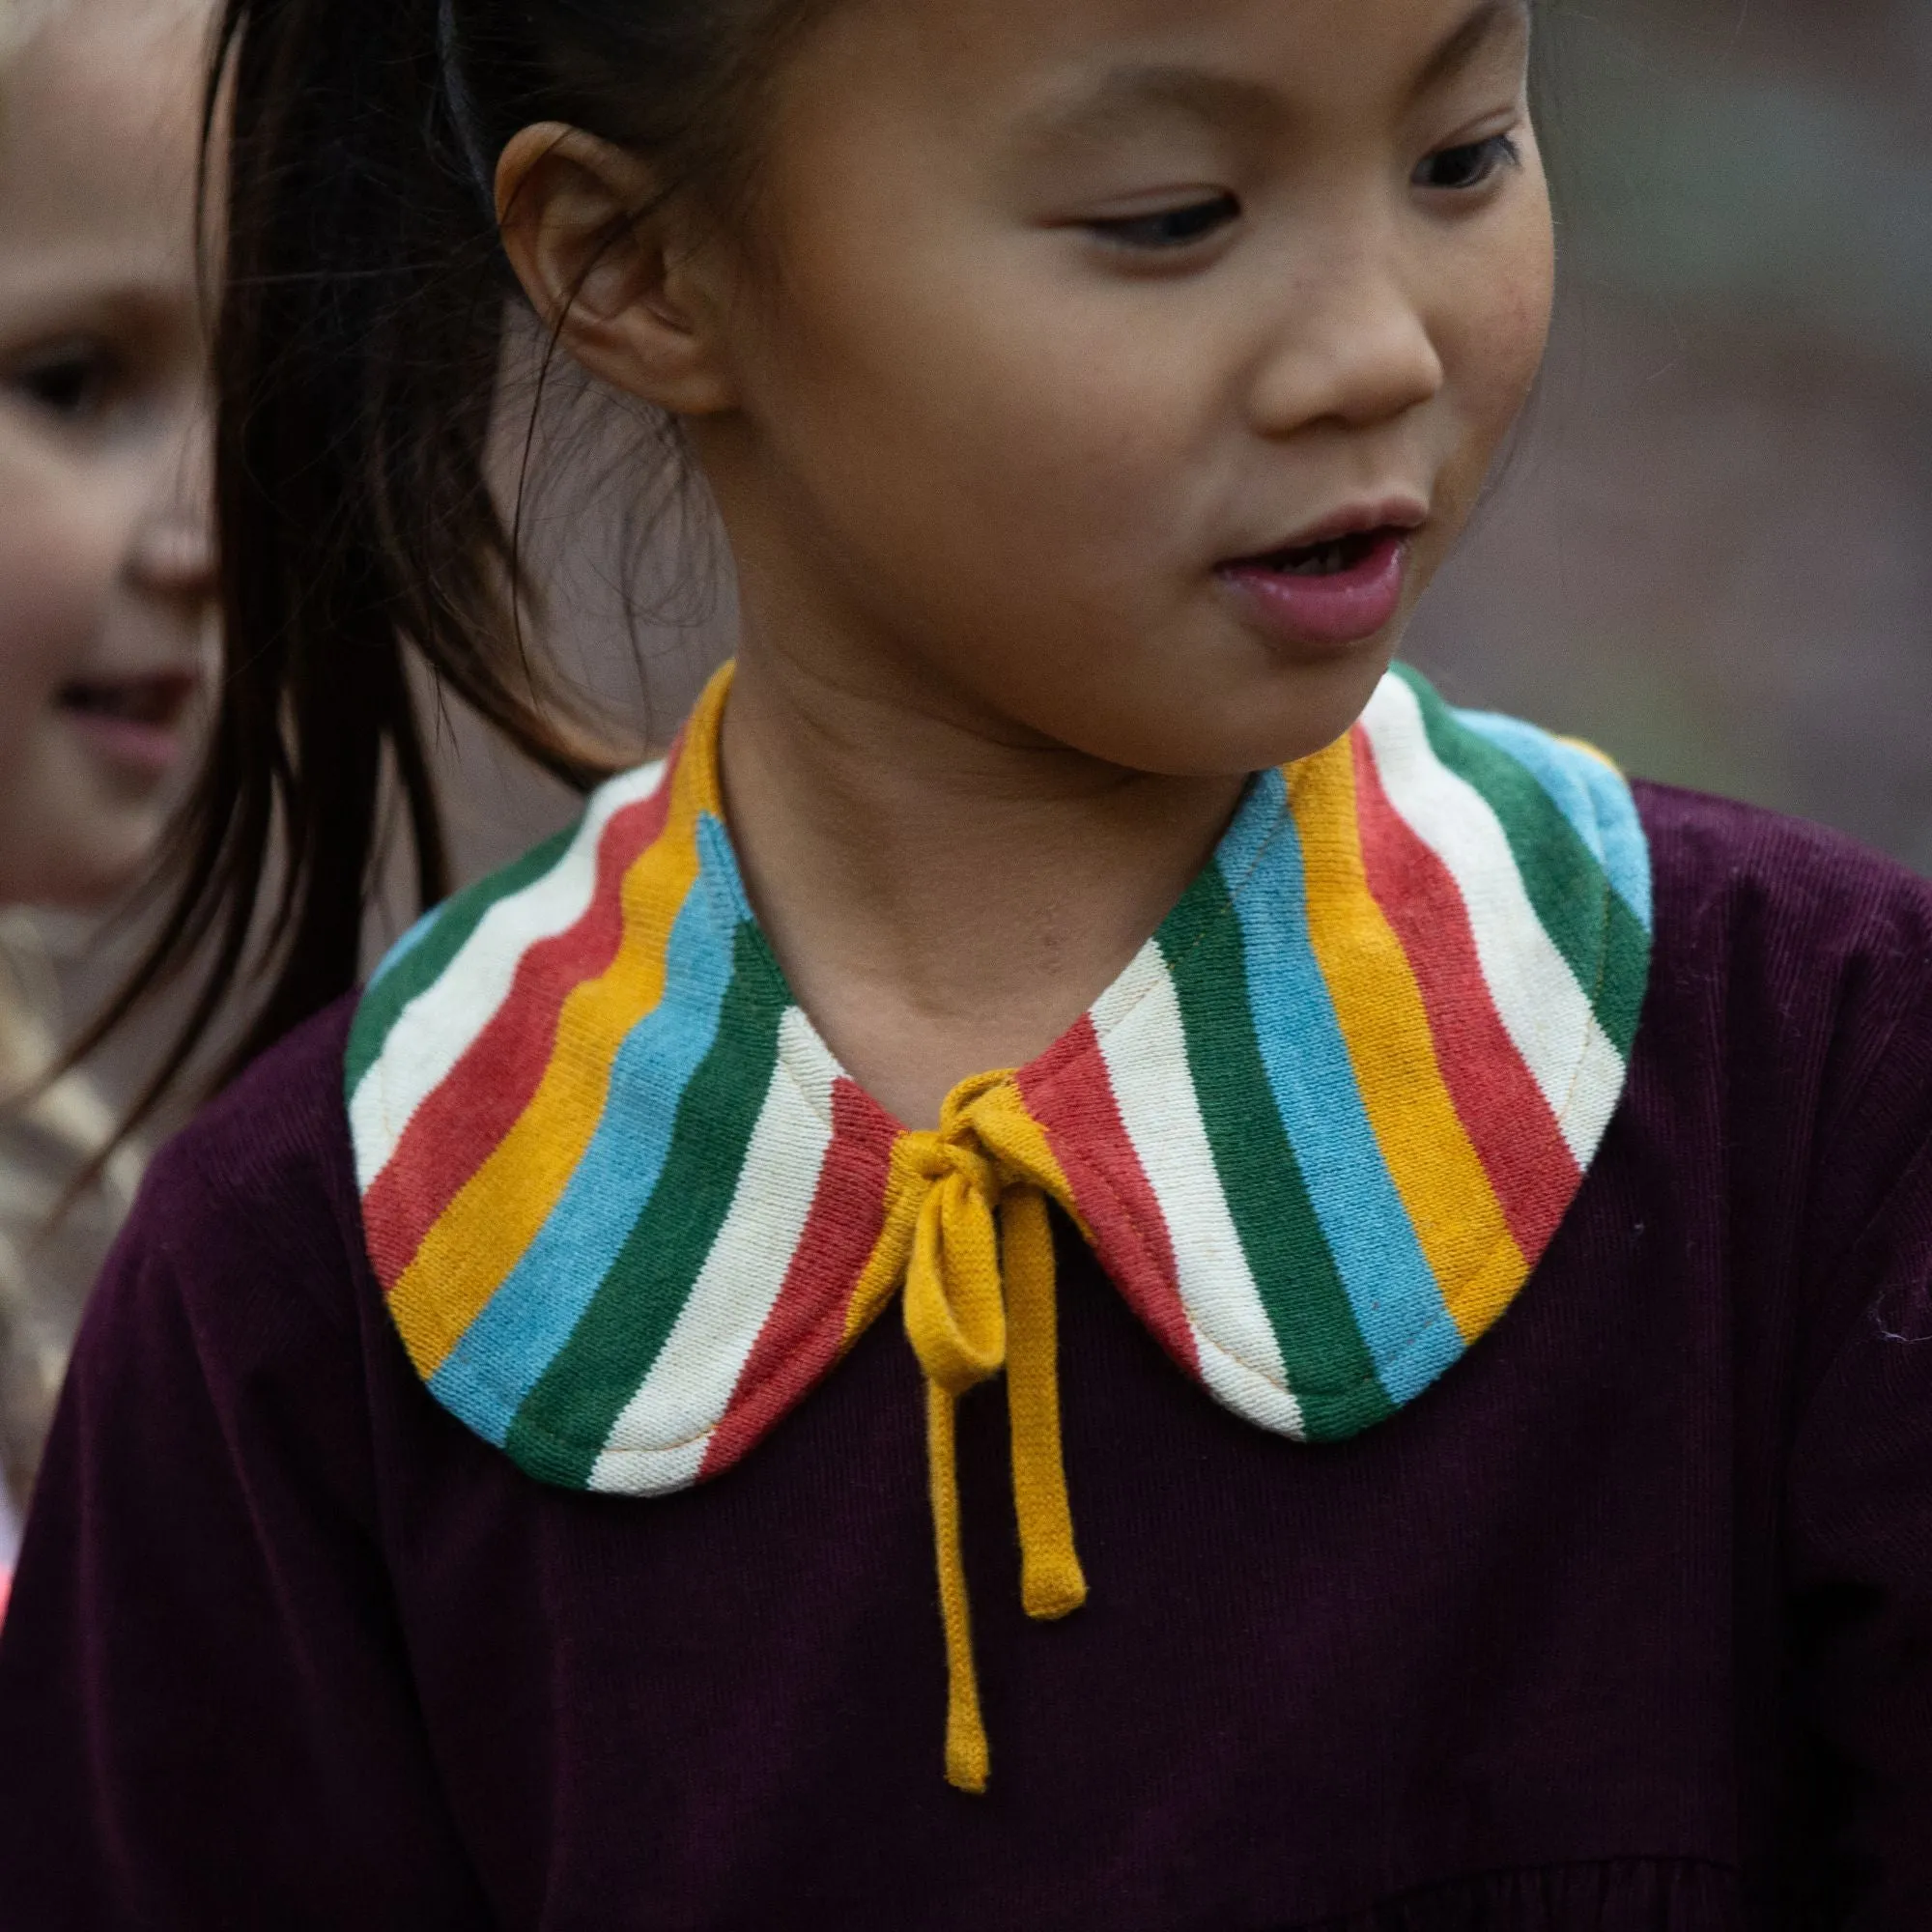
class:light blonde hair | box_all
[0,919,140,1526]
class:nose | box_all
[128,405,217,605]
[1247,243,1446,440]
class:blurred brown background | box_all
[1411,0,1932,866]
[52,0,1932,1105]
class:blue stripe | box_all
[1214,766,1290,888]
[1221,769,1464,1406]
[429,818,744,1442]
[367,907,440,989]
[1457,710,1653,932]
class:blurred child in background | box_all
[0,0,213,1579]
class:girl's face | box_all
[694,0,1553,775]
[0,0,214,909]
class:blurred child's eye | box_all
[7,340,118,422]
[1414,133,1522,193]
[1086,193,1242,253]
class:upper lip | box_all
[1227,497,1430,564]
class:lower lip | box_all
[1217,531,1411,648]
[62,709,186,780]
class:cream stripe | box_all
[352,759,669,1192]
[1359,676,1623,1165]
[1092,945,1304,1437]
[386,755,707,1379]
[589,1009,836,1494]
[1191,1319,1308,1438]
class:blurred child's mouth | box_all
[1218,526,1412,649]
[1253,528,1396,578]
[55,671,199,778]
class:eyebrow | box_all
[1408,0,1535,104]
[1013,66,1283,156]
[1016,1,1535,155]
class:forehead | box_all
[805,0,1531,132]
[0,0,204,275]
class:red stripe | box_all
[700,1078,901,1479]
[362,767,680,1289]
[1350,730,1577,1260]
[1019,1017,1200,1378]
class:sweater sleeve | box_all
[0,1017,492,1929]
[1785,1125,1932,1926]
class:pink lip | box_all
[63,710,185,779]
[1271,498,1428,554]
[1218,529,1412,649]
[55,670,198,781]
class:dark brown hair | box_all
[82,0,819,1136]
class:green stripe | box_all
[1396,669,1649,1056]
[504,923,791,1487]
[346,824,577,1097]
[1158,867,1393,1441]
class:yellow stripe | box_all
[388,667,733,1378]
[1291,738,1525,1344]
[1558,733,1623,775]
[842,1136,926,1348]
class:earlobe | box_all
[495,122,738,416]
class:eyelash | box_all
[6,342,118,422]
[1084,129,1522,254]
[1086,193,1243,253]
[1413,132,1522,193]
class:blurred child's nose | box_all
[1248,247,1446,441]
[128,412,216,605]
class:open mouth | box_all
[54,670,200,778]
[55,671,198,727]
[1218,525,1413,648]
[1246,527,1406,578]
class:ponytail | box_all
[85,0,815,1139]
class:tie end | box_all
[1021,1556,1089,1622]
[946,1728,990,1794]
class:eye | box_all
[1086,192,1242,252]
[6,340,119,422]
[1413,132,1522,193]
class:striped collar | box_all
[349,663,1652,1488]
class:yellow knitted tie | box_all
[898,1073,1088,1793]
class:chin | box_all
[1061,640,1399,780]
[3,825,160,913]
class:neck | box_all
[717,635,1246,1131]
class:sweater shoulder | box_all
[1631,781,1932,1264]
[124,995,367,1331]
[1634,779,1932,999]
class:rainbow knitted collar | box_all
[348,663,1650,1783]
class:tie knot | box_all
[904,1130,1002,1203]
[902,1068,1025,1207]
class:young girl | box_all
[0,0,213,1578]
[1,0,1927,1923]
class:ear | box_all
[496,122,738,416]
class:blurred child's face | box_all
[699,0,1552,774]
[0,0,213,908]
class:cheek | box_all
[0,455,115,703]
[0,458,145,906]
[764,255,1208,620]
[1441,193,1556,461]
